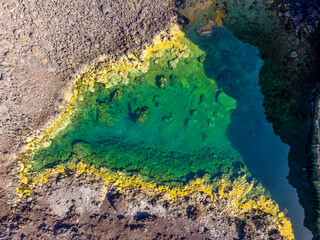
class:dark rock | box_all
[156,75,167,89]
[133,107,149,123]
[177,15,190,26]
[134,212,157,222]
[197,54,206,63]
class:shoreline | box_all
[3,14,295,240]
[0,1,319,239]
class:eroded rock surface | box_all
[1,0,318,239]
[0,171,283,240]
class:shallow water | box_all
[30,26,312,238]
[32,31,244,183]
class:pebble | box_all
[277,0,320,35]
[290,50,299,58]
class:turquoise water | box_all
[185,26,312,239]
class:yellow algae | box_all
[55,165,66,175]
[237,195,279,215]
[19,172,29,185]
[32,169,51,185]
[277,215,295,240]
[16,23,294,239]
[19,24,186,178]
[280,221,295,240]
[17,160,293,239]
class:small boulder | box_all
[168,58,179,69]
[110,89,122,102]
[156,75,167,89]
[133,107,149,123]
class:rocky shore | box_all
[1,0,319,239]
[275,0,320,238]
[0,0,178,238]
[1,166,286,240]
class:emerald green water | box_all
[31,33,246,183]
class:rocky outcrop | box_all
[309,93,320,238]
[0,168,285,240]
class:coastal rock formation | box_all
[1,0,320,239]
[1,167,285,240]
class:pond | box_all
[29,26,311,239]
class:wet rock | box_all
[168,58,179,69]
[196,20,216,37]
[110,89,123,102]
[133,107,149,123]
[197,29,213,37]
[290,50,299,58]
[276,0,320,35]
[284,11,291,18]
[197,54,206,63]
[156,75,167,89]
[177,15,190,26]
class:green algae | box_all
[18,25,296,239]
[29,33,246,184]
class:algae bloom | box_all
[27,29,244,184]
